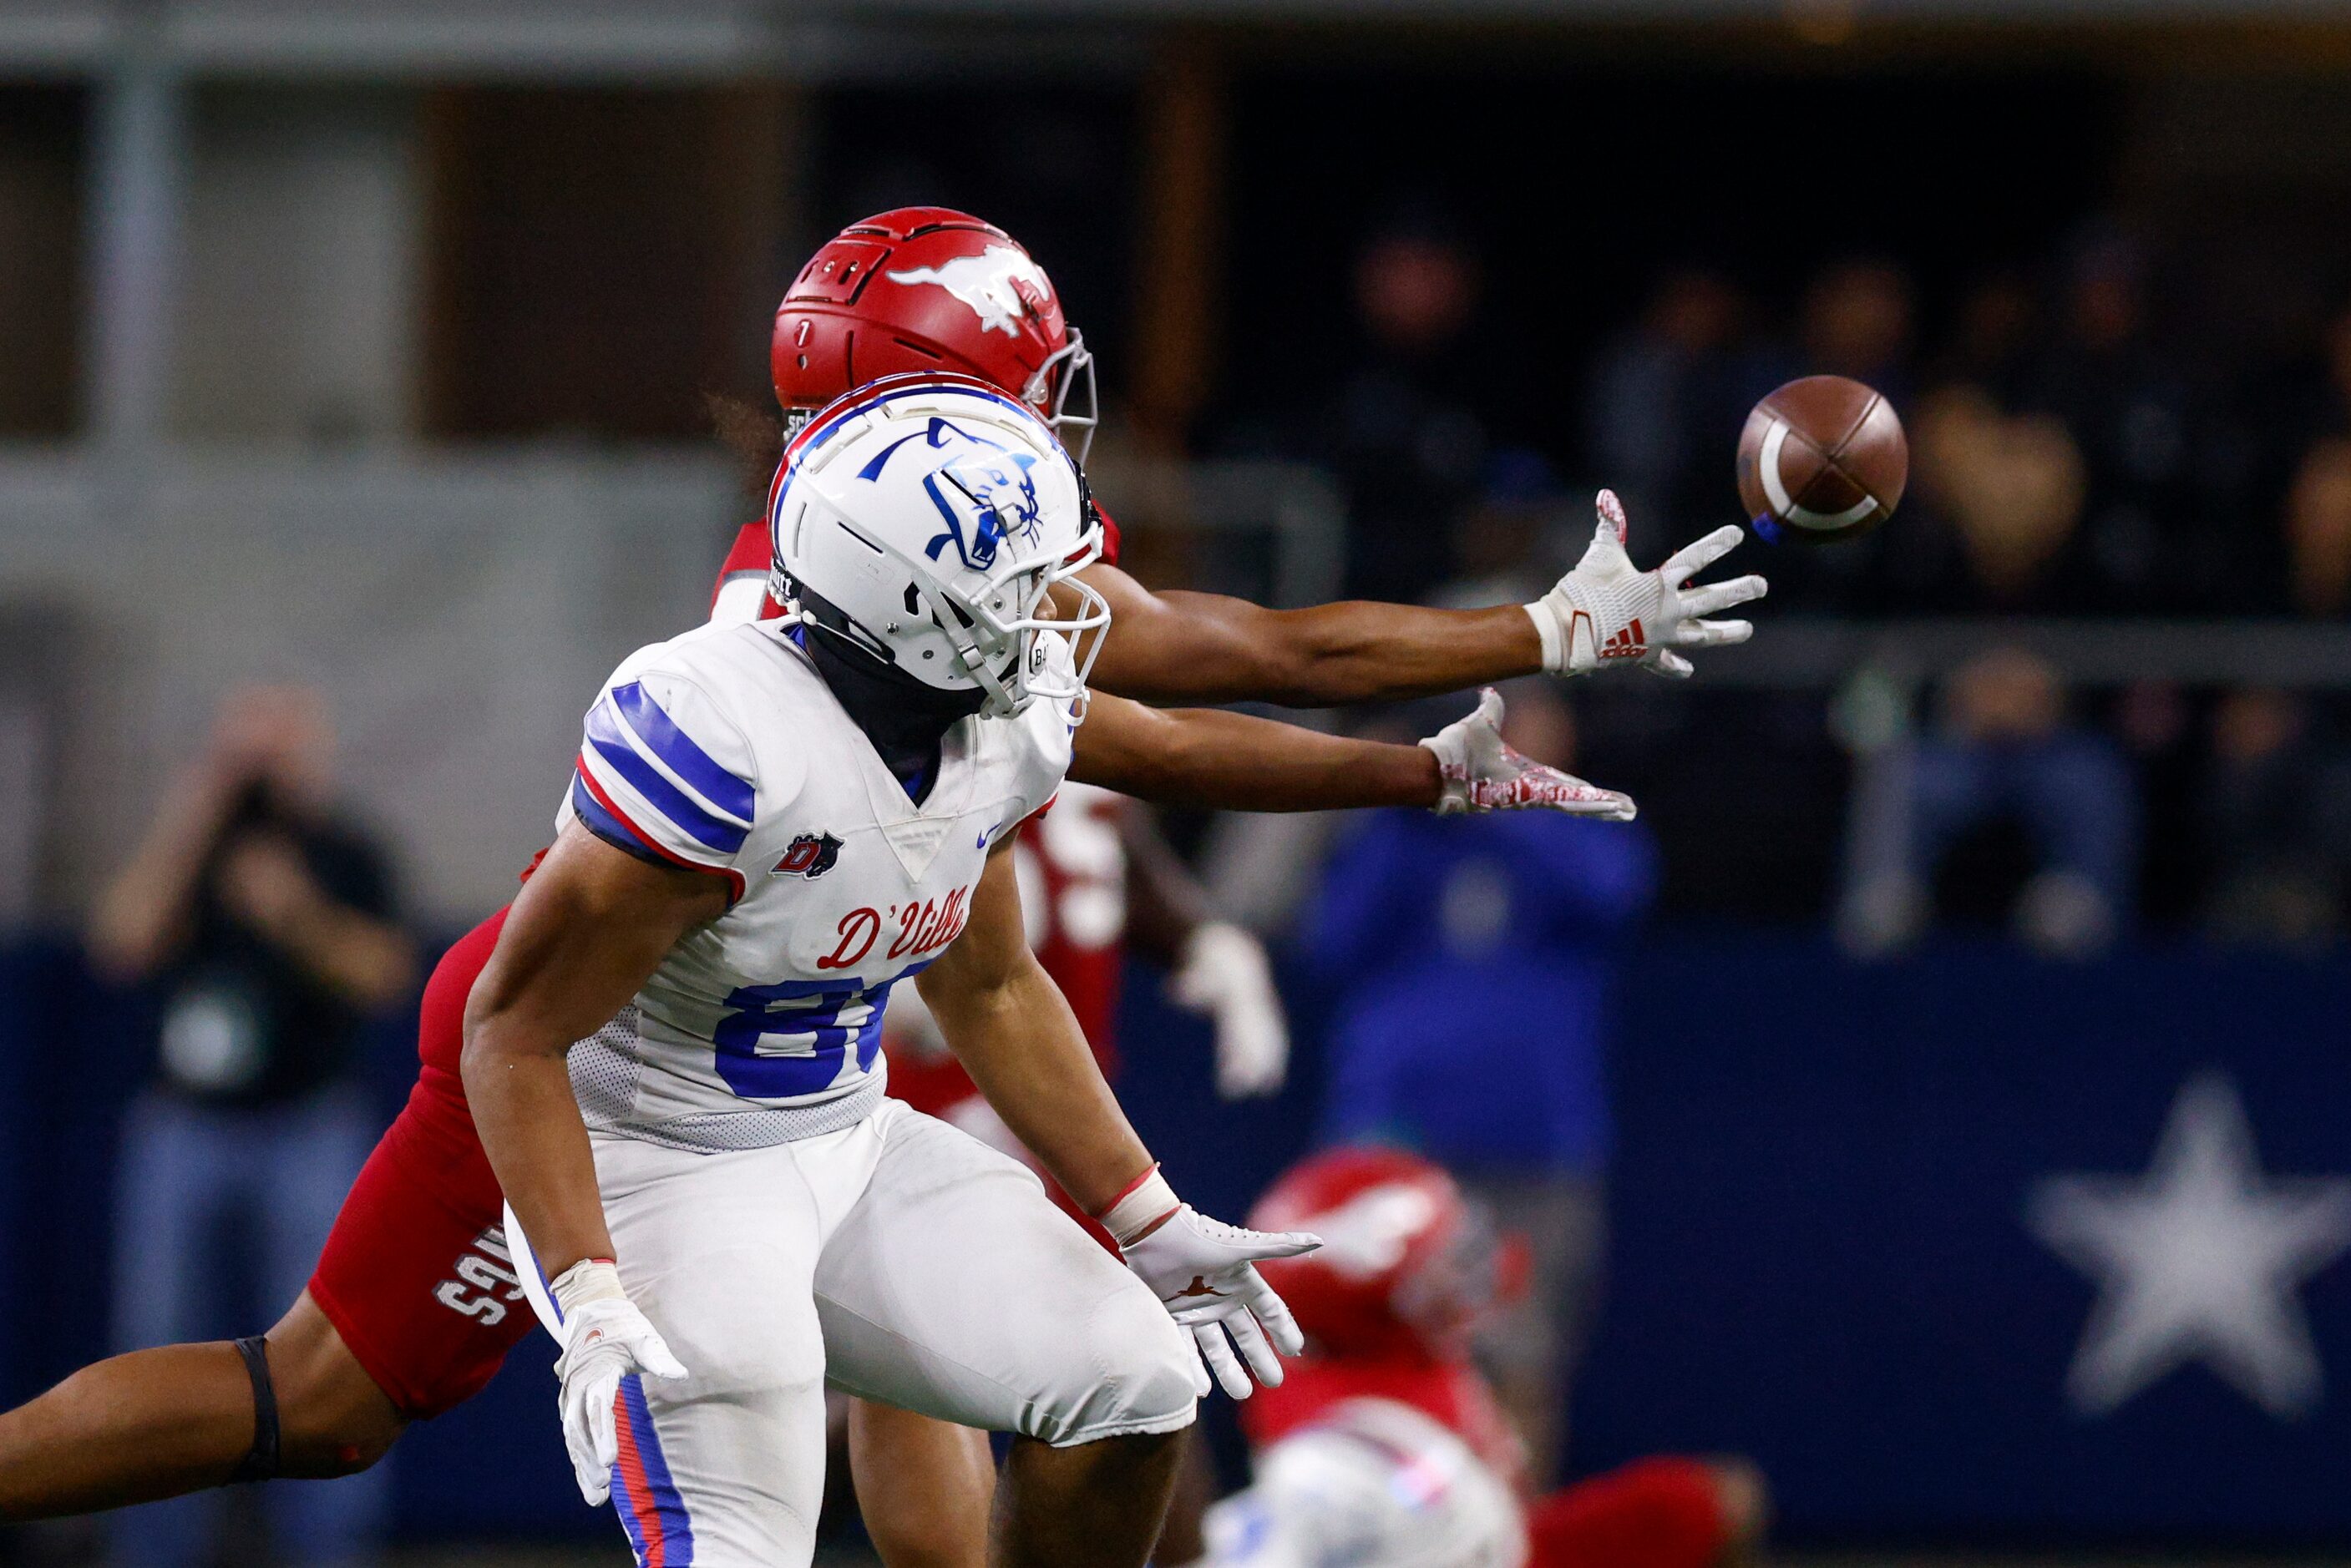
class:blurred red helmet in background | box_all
[772,207,1097,458]
[1251,1146,1528,1361]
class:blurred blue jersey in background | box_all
[1310,807,1656,1177]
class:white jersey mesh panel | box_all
[570,1004,889,1151]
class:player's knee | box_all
[1038,1280,1198,1445]
[267,1362,405,1478]
[278,1416,400,1479]
[260,1308,408,1479]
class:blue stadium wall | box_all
[3,932,2346,1546]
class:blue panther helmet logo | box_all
[928,448,1043,570]
[855,415,1046,571]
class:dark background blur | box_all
[8,0,2351,1562]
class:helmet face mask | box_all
[922,545,1109,718]
[770,374,1107,721]
[1026,326,1097,462]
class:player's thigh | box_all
[813,1103,1197,1448]
[307,1095,534,1421]
[584,1136,838,1568]
[590,1136,832,1401]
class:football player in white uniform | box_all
[467,375,1497,1566]
[0,210,1769,1567]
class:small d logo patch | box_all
[773,832,844,879]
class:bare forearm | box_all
[1108,593,1540,708]
[924,964,1152,1211]
[462,1033,613,1278]
[1072,698,1441,813]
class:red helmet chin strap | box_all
[770,208,1093,458]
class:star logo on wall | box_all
[2029,1072,2351,1419]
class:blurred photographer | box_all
[88,685,412,1568]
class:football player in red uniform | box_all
[0,211,1763,1568]
[1177,1146,1766,1568]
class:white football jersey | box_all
[557,615,1076,1151]
[1201,1399,1527,1568]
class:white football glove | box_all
[1528,489,1766,678]
[548,1258,689,1507]
[1168,921,1290,1099]
[1420,689,1637,821]
[1100,1167,1319,1400]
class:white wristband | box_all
[1523,600,1565,674]
[1096,1165,1181,1248]
[550,1257,626,1322]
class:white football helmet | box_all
[768,373,1109,718]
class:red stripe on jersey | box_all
[574,761,747,903]
[612,1398,669,1565]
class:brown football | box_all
[1735,375,1908,544]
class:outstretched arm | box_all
[1066,491,1764,708]
[1072,688,1635,821]
[1077,562,1540,708]
[1071,692,1440,812]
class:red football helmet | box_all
[1251,1146,1528,1361]
[772,207,1097,458]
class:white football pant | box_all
[514,1098,1199,1567]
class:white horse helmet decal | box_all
[886,245,1056,338]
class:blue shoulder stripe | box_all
[584,703,748,857]
[570,774,674,867]
[611,681,756,822]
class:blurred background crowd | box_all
[7,0,2351,1563]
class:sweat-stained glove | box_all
[549,1258,689,1506]
[1420,689,1638,821]
[1099,1166,1320,1400]
[1168,921,1290,1099]
[1528,489,1766,678]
